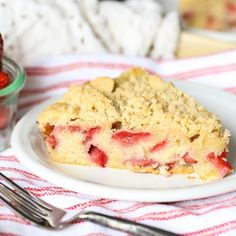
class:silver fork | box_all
[0,172,178,236]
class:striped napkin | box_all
[1,50,236,236]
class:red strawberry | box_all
[46,135,57,149]
[218,151,228,159]
[207,152,233,177]
[182,152,197,164]
[165,161,176,171]
[226,1,236,13]
[67,125,82,133]
[85,126,101,142]
[151,139,168,153]
[88,145,108,167]
[125,158,157,167]
[0,106,10,129]
[112,131,151,146]
[0,71,10,89]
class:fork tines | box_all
[0,172,51,226]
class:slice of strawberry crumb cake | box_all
[37,68,233,181]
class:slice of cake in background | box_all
[37,68,233,181]
[180,0,236,31]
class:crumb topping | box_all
[38,68,229,143]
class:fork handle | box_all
[78,211,178,236]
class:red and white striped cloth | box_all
[1,50,236,236]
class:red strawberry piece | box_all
[218,151,228,159]
[182,152,197,164]
[46,135,57,149]
[165,161,176,171]
[0,106,10,129]
[0,71,10,89]
[88,145,108,167]
[226,1,236,13]
[125,158,157,167]
[85,126,101,142]
[67,125,82,133]
[151,139,168,153]
[207,152,233,177]
[112,131,151,146]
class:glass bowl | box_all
[0,56,25,151]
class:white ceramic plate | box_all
[11,81,236,202]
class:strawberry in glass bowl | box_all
[0,34,25,150]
